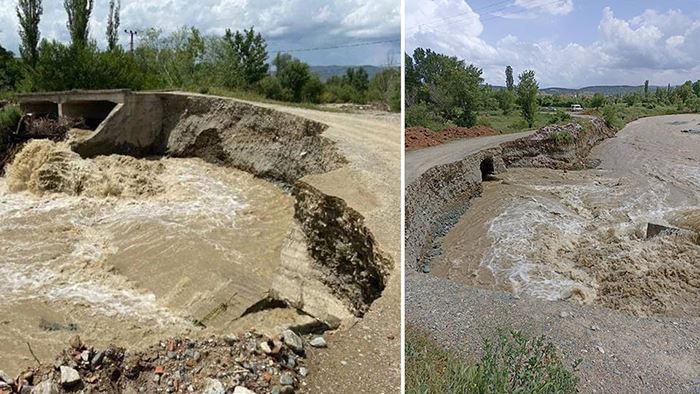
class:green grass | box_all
[589,104,689,129]
[406,326,580,394]
[477,110,570,134]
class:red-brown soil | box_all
[405,126,499,150]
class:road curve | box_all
[406,130,535,184]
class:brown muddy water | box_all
[0,140,294,374]
[434,114,700,318]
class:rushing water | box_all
[438,115,700,317]
[0,141,294,374]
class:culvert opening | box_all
[480,157,495,181]
[61,100,118,130]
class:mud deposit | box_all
[435,115,700,317]
[0,140,295,375]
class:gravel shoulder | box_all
[407,272,699,393]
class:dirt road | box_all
[405,130,534,184]
[236,100,403,394]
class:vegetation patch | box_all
[406,326,580,394]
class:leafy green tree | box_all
[505,65,514,91]
[0,45,22,90]
[345,67,369,94]
[64,0,94,47]
[590,93,605,108]
[408,47,483,127]
[404,53,420,107]
[301,74,323,103]
[16,0,43,67]
[224,27,268,86]
[106,0,120,51]
[516,70,539,127]
[644,80,649,97]
[368,68,400,112]
[273,53,311,102]
[495,88,515,114]
[693,80,700,98]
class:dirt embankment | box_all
[405,119,615,273]
[405,126,498,150]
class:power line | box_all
[269,38,400,54]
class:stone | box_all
[282,330,304,354]
[279,372,294,386]
[59,366,81,387]
[559,311,570,318]
[20,385,34,394]
[0,371,11,384]
[91,351,105,367]
[280,386,294,394]
[202,379,225,394]
[232,386,257,394]
[259,341,273,354]
[31,381,59,394]
[309,336,327,348]
[298,367,308,377]
[223,335,238,346]
[68,335,82,350]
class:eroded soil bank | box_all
[433,114,700,318]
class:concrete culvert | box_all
[61,100,118,130]
[480,156,495,181]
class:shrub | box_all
[0,105,21,135]
[301,75,324,104]
[406,328,580,394]
[602,105,623,129]
[406,103,445,130]
[258,75,287,101]
[551,131,574,145]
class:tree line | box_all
[405,48,541,130]
[406,47,700,131]
[0,0,400,112]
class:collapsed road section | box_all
[1,90,400,393]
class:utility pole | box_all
[124,29,138,52]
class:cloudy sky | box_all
[407,0,700,88]
[0,0,400,66]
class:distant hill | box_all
[310,65,389,81]
[541,85,667,96]
[488,84,668,96]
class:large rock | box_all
[31,381,59,394]
[281,330,304,354]
[202,378,225,394]
[59,366,81,387]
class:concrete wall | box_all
[405,149,506,271]
[73,93,164,157]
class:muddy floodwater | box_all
[0,141,294,374]
[434,114,700,317]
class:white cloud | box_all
[513,0,573,16]
[0,0,399,65]
[406,1,700,87]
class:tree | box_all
[505,65,514,91]
[64,0,94,47]
[692,80,700,98]
[408,48,483,127]
[590,93,605,108]
[273,53,312,102]
[0,45,22,90]
[106,0,120,51]
[16,0,43,67]
[224,27,269,86]
[516,70,539,128]
[495,88,514,114]
[345,67,369,93]
[644,80,649,97]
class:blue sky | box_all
[407,0,700,87]
[0,0,400,66]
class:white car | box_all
[570,104,584,112]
